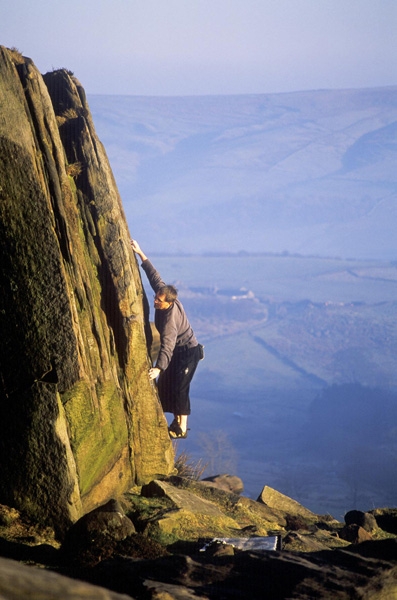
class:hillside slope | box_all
[89,87,397,259]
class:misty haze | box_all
[90,87,397,260]
[90,87,397,519]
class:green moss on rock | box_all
[62,381,129,496]
[145,509,242,546]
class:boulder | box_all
[283,529,349,552]
[371,508,397,534]
[345,509,377,532]
[61,499,136,565]
[200,474,244,494]
[0,46,173,534]
[58,500,167,567]
[235,496,287,528]
[339,524,373,544]
[257,485,318,521]
[141,480,242,544]
[0,556,131,599]
[142,480,227,517]
[161,477,287,531]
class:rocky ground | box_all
[0,474,396,599]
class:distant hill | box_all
[89,87,397,260]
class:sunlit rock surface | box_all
[0,46,174,534]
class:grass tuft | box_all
[62,108,79,120]
[174,447,208,480]
[9,47,24,64]
[66,162,83,178]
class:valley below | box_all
[92,85,397,521]
[145,253,397,520]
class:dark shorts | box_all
[157,344,201,415]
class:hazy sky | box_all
[1,0,396,96]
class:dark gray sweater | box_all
[141,259,198,371]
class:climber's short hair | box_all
[158,285,178,303]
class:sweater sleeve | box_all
[141,259,166,292]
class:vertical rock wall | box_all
[0,47,174,534]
